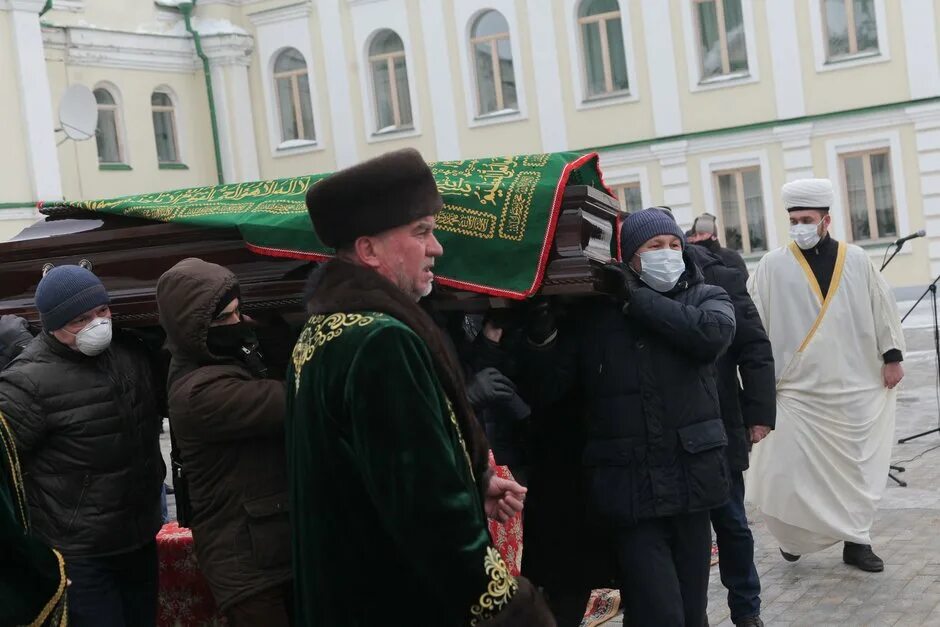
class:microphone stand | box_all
[881,239,938,487]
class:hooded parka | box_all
[156,258,291,612]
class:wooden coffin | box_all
[0,186,620,327]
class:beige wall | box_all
[673,1,778,132]
[796,0,911,116]
[0,218,36,242]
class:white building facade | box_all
[1,0,939,289]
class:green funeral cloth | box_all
[287,312,516,626]
[0,412,67,627]
[52,152,609,299]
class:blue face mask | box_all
[637,249,685,292]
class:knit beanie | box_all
[619,208,686,261]
[35,266,110,331]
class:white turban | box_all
[781,178,833,211]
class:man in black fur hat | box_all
[287,148,554,626]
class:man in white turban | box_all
[745,178,905,572]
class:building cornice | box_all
[41,24,253,72]
[246,1,311,26]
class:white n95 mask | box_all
[74,317,112,356]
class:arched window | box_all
[470,10,517,116]
[151,90,180,164]
[94,87,124,164]
[368,30,413,132]
[578,0,629,98]
[273,48,316,142]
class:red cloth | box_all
[487,457,524,577]
[156,522,225,626]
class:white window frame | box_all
[808,0,890,73]
[249,3,323,158]
[367,31,413,133]
[350,0,422,143]
[93,82,129,165]
[824,130,909,251]
[563,0,639,110]
[454,1,529,128]
[699,150,778,257]
[679,0,760,92]
[601,164,651,214]
[151,86,184,165]
[272,48,317,143]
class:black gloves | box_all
[600,262,641,310]
[0,315,33,368]
[466,367,516,409]
[525,300,557,346]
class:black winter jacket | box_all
[0,331,164,557]
[524,255,736,527]
[687,245,776,472]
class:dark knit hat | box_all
[305,148,443,249]
[35,265,110,331]
[620,208,686,260]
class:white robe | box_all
[745,241,905,555]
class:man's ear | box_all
[353,235,382,269]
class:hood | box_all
[156,257,238,363]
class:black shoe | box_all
[843,542,884,572]
[780,548,800,562]
[734,616,764,627]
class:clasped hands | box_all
[484,473,526,523]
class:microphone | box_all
[893,229,926,247]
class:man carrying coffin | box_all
[287,148,553,626]
[746,178,905,572]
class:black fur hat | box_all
[305,148,443,249]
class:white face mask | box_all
[72,317,112,356]
[789,221,823,250]
[637,248,686,292]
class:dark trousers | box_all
[710,470,761,621]
[226,582,293,627]
[66,541,158,627]
[616,510,712,627]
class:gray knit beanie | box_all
[620,208,686,261]
[35,266,110,331]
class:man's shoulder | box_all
[296,311,422,365]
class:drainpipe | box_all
[156,0,225,185]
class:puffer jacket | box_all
[156,258,291,612]
[687,244,776,472]
[0,331,163,557]
[524,253,736,526]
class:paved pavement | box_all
[161,300,940,626]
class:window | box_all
[368,30,413,132]
[151,91,179,164]
[841,149,897,241]
[611,182,643,213]
[578,0,629,98]
[715,167,767,254]
[694,0,748,80]
[823,0,879,60]
[94,87,123,164]
[470,11,518,116]
[273,48,316,142]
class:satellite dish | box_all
[58,85,98,141]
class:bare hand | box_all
[883,362,904,389]
[482,321,503,344]
[749,425,772,444]
[484,474,526,523]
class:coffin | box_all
[0,152,621,327]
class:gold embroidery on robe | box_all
[469,546,518,624]
[291,313,378,394]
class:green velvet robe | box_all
[0,412,68,627]
[287,311,517,626]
